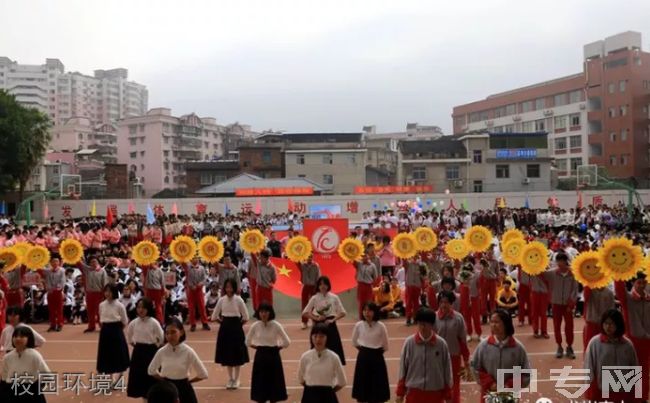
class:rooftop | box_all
[196,173,330,194]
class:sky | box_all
[1,0,649,134]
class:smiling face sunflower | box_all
[464,225,493,252]
[393,233,417,260]
[169,235,198,263]
[25,245,51,270]
[59,239,84,265]
[598,237,643,281]
[414,227,438,251]
[445,239,470,261]
[501,238,526,266]
[571,251,610,289]
[239,230,266,254]
[286,236,313,263]
[520,241,549,276]
[197,236,224,263]
[338,238,364,263]
[0,247,21,272]
[501,228,525,245]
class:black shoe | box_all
[55,326,62,332]
[190,325,196,332]
[83,328,95,333]
[202,323,211,331]
[406,319,412,326]
[47,327,55,332]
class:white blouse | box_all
[99,300,128,325]
[211,295,249,320]
[126,317,164,346]
[351,320,389,351]
[302,292,346,318]
[0,324,46,352]
[246,320,290,348]
[298,348,347,388]
[147,343,208,381]
[1,348,50,382]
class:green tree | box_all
[0,90,52,202]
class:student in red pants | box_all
[143,262,166,323]
[183,259,210,332]
[78,257,109,333]
[39,257,66,332]
[543,253,578,359]
[298,256,320,329]
[529,272,550,339]
[354,249,379,320]
[459,263,482,341]
[4,266,24,308]
[582,285,615,352]
[478,254,498,321]
[403,258,424,326]
[255,249,277,307]
[516,267,531,326]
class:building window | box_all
[534,119,545,131]
[262,150,272,163]
[129,138,136,146]
[620,105,627,116]
[621,154,630,165]
[555,137,567,150]
[140,151,145,157]
[496,164,509,179]
[504,124,514,133]
[521,101,533,113]
[200,173,213,185]
[446,165,460,180]
[473,180,483,193]
[526,164,540,178]
[609,155,617,166]
[569,90,582,104]
[619,80,627,92]
[164,176,169,184]
[505,104,516,115]
[323,153,333,164]
[164,162,169,170]
[522,121,533,132]
[412,166,426,180]
[322,174,333,185]
[472,150,482,163]
[554,116,566,130]
[296,154,305,165]
[610,132,617,142]
[129,125,137,134]
[164,150,169,157]
[130,152,137,159]
[621,129,628,141]
[570,114,580,127]
[535,98,545,110]
[608,83,615,94]
[608,107,616,118]
[554,93,567,107]
[569,135,582,148]
[570,158,582,173]
[556,159,567,172]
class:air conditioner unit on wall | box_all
[454,180,463,188]
[522,177,530,184]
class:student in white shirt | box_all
[0,326,50,402]
[212,278,249,390]
[351,302,390,403]
[148,317,208,403]
[0,306,46,354]
[246,302,290,403]
[298,322,347,403]
[126,297,164,401]
[96,284,130,386]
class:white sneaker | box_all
[226,380,234,390]
[232,380,240,389]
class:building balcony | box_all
[588,110,602,121]
[588,132,603,145]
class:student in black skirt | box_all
[0,326,50,403]
[211,278,249,390]
[351,302,390,403]
[302,276,347,365]
[298,323,347,403]
[147,380,180,403]
[246,302,290,402]
[126,297,164,401]
[148,317,208,403]
[96,283,130,387]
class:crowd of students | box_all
[0,201,649,402]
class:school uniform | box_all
[96,300,129,374]
[185,264,209,326]
[354,262,379,320]
[435,310,470,403]
[404,262,422,321]
[217,264,240,293]
[143,266,165,323]
[299,262,320,325]
[4,269,24,308]
[125,316,164,398]
[0,348,50,403]
[298,349,347,403]
[256,262,277,307]
[479,260,498,316]
[584,334,640,402]
[78,263,108,331]
[460,271,482,337]
[0,324,45,353]
[40,267,66,330]
[516,269,532,325]
[543,269,578,347]
[351,320,390,403]
[302,292,347,365]
[530,273,550,336]
[148,343,208,403]
[212,295,250,366]
[582,287,615,352]
[246,320,290,402]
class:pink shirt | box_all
[379,246,396,267]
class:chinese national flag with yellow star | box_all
[270,256,357,298]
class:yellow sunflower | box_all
[133,240,161,266]
[501,228,525,245]
[59,239,84,265]
[464,225,493,252]
[239,230,266,254]
[414,227,438,251]
[572,251,611,289]
[197,236,224,263]
[13,241,32,260]
[519,241,549,276]
[169,235,198,263]
[393,233,418,260]
[641,256,650,277]
[338,238,364,263]
[598,237,644,282]
[501,238,527,266]
[24,245,51,270]
[0,247,21,272]
[285,236,313,263]
[444,239,470,261]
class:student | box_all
[38,257,66,332]
[78,256,109,333]
[96,284,130,385]
[404,257,424,326]
[148,317,208,403]
[246,302,290,403]
[543,253,578,359]
[254,249,277,307]
[496,280,519,317]
[183,258,210,332]
[126,297,164,400]
[582,285,615,353]
[390,276,404,316]
[584,309,639,402]
[0,307,45,354]
[298,323,347,403]
[373,278,396,319]
[302,276,347,365]
[395,307,453,403]
[0,326,50,403]
[351,302,390,403]
[72,288,85,325]
[354,248,379,320]
[147,380,180,403]
[459,263,482,341]
[119,285,138,321]
[212,278,249,390]
[298,255,320,329]
[142,263,165,324]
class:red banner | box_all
[235,187,314,197]
[354,185,433,194]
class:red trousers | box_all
[583,321,600,352]
[552,304,574,346]
[250,277,258,310]
[6,289,24,308]
[405,388,448,403]
[405,286,421,320]
[186,287,208,325]
[357,282,373,320]
[451,355,461,403]
[256,286,273,307]
[462,297,482,337]
[85,291,103,330]
[47,290,64,328]
[517,284,531,324]
[530,291,549,335]
[631,336,650,400]
[301,285,316,324]
[145,289,165,324]
[480,278,497,316]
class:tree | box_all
[0,90,52,202]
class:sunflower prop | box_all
[13,241,32,260]
[464,225,493,252]
[598,237,644,282]
[501,238,527,266]
[393,233,418,260]
[285,236,312,263]
[24,245,50,270]
[444,239,470,261]
[239,230,266,254]
[642,256,650,277]
[197,236,224,263]
[414,227,438,251]
[501,228,525,245]
[519,241,549,276]
[0,247,21,272]
[169,235,198,263]
[572,251,611,289]
[133,240,161,266]
[338,238,364,263]
[59,239,84,265]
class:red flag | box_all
[106,205,114,227]
[287,198,294,212]
[271,256,357,298]
[577,191,583,209]
[171,203,178,215]
[128,202,135,214]
[254,198,262,215]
